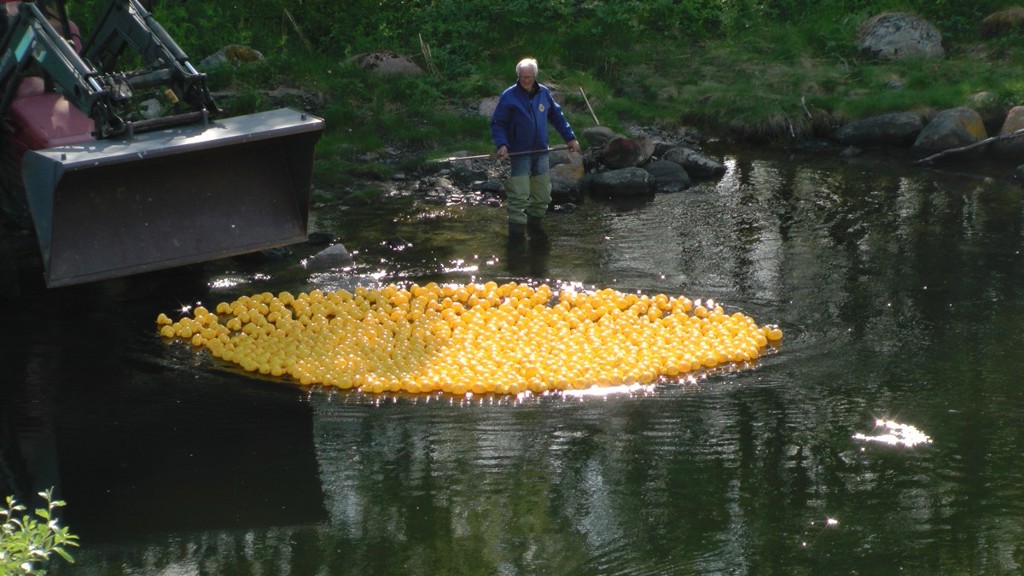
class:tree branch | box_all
[914,127,1024,164]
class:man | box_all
[490,58,580,242]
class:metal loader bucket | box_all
[21,108,324,287]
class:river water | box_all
[2,148,1023,575]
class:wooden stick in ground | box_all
[579,87,600,126]
[419,34,439,75]
[914,128,1024,164]
[283,8,313,52]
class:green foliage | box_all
[59,0,1019,65]
[348,186,387,204]
[222,91,265,116]
[1,489,79,575]
[54,1,1024,182]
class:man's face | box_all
[518,69,536,91]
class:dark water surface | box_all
[3,149,1024,575]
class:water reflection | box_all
[505,229,552,279]
[0,149,1020,574]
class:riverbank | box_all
[202,9,1024,203]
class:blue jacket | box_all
[490,82,576,154]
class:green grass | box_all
[201,14,1024,196]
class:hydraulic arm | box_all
[0,0,217,139]
[83,0,218,117]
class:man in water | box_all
[490,57,580,243]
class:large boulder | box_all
[549,148,578,167]
[600,135,656,169]
[589,167,655,197]
[478,96,499,118]
[199,45,264,69]
[444,159,489,187]
[550,151,585,202]
[644,160,691,193]
[351,51,424,76]
[911,107,987,157]
[981,7,1024,39]
[580,126,617,147]
[661,147,726,178]
[302,244,354,271]
[858,13,944,61]
[832,111,925,147]
[992,106,1024,160]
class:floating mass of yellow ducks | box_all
[157,282,782,396]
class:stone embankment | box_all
[373,9,1024,200]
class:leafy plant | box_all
[1,489,79,575]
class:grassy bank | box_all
[237,37,1024,194]
[69,2,1024,192]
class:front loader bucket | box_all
[21,108,324,287]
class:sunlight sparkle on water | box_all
[441,259,479,274]
[852,419,933,447]
[209,276,247,290]
[562,383,655,398]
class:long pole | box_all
[433,145,569,163]
[579,87,600,126]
